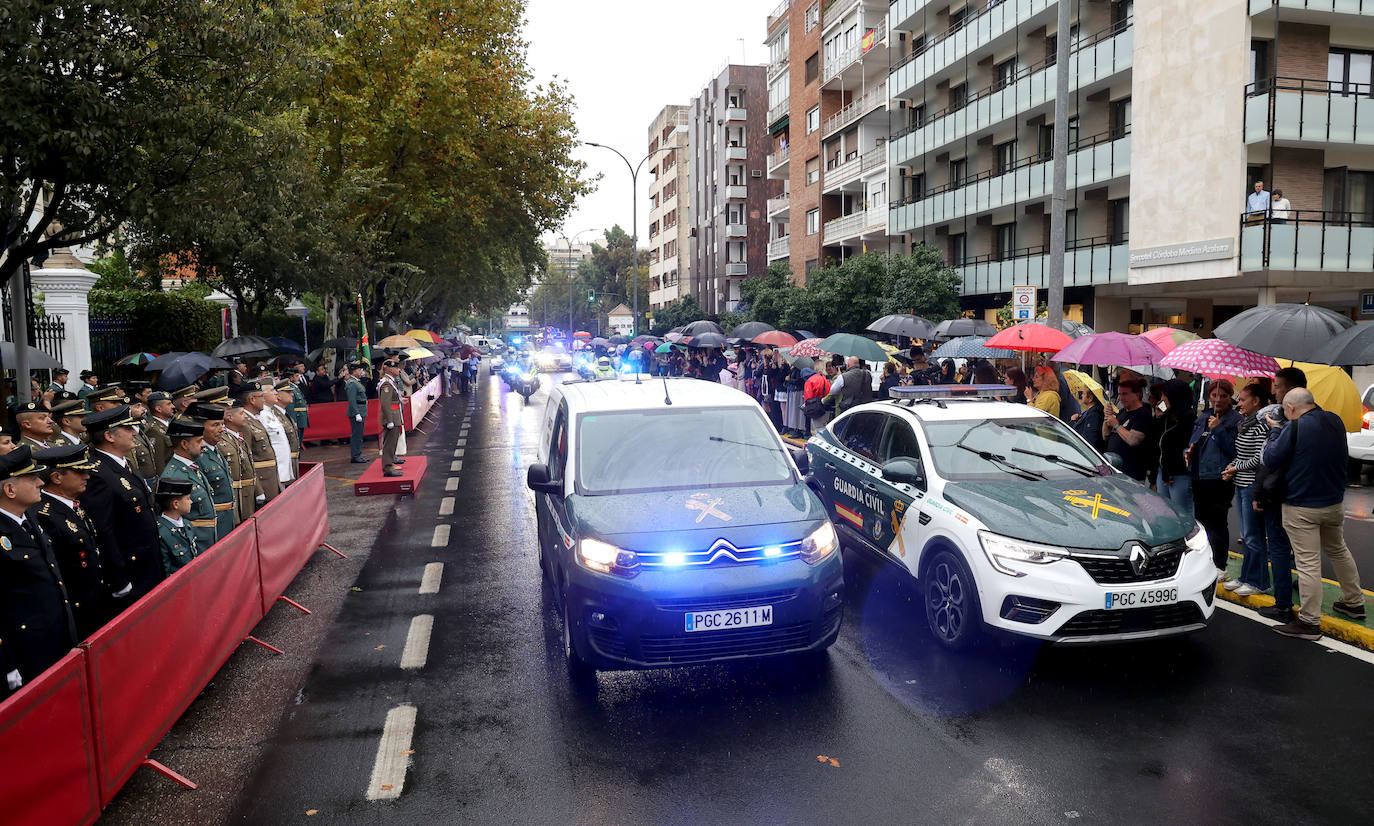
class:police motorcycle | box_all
[503,353,540,402]
[591,356,617,381]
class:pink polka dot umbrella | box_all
[1159,338,1280,379]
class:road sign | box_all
[1013,286,1036,322]
[1362,291,1374,316]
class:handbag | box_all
[1254,422,1297,510]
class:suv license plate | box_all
[1105,587,1180,610]
[685,606,773,632]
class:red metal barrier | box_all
[254,462,331,617]
[0,650,101,826]
[83,519,264,805]
[302,397,415,442]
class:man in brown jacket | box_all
[233,385,281,504]
[378,359,405,478]
[221,400,262,520]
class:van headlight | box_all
[800,522,838,565]
[979,531,1066,577]
[1184,522,1210,555]
[577,538,638,576]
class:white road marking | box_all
[430,525,450,548]
[450,460,463,472]
[419,562,443,594]
[438,496,455,516]
[1214,600,1374,665]
[453,448,463,458]
[365,704,417,801]
[456,438,467,447]
[400,615,434,670]
[445,477,460,492]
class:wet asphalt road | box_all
[230,371,1374,825]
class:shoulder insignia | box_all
[38,503,50,515]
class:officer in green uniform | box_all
[345,361,368,463]
[287,369,310,434]
[156,418,219,551]
[170,385,199,421]
[76,370,100,405]
[153,477,199,575]
[190,402,237,538]
[144,391,175,474]
[48,368,69,395]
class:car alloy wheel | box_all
[560,584,594,683]
[924,550,982,651]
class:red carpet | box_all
[353,455,428,496]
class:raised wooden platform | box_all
[353,455,428,496]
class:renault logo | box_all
[1129,543,1150,576]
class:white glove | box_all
[112,583,133,599]
[256,494,266,504]
[6,669,21,691]
[386,422,395,430]
[354,414,363,422]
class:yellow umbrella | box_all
[1063,369,1114,412]
[405,329,442,343]
[1276,360,1363,432]
[404,347,438,360]
[377,334,423,348]
[877,341,905,366]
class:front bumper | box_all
[565,556,844,670]
[977,542,1217,645]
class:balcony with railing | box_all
[822,81,887,137]
[768,194,791,216]
[769,235,791,260]
[890,0,934,33]
[768,0,791,31]
[725,223,748,238]
[725,107,748,123]
[959,236,1128,296]
[1239,210,1374,273]
[824,207,887,243]
[824,19,888,87]
[768,144,791,178]
[725,184,749,200]
[726,262,750,276]
[891,0,1054,101]
[891,131,1130,235]
[1249,0,1374,19]
[1244,77,1374,146]
[824,146,887,192]
[891,18,1133,167]
[768,98,791,128]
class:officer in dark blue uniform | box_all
[83,405,163,600]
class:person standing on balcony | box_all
[1270,189,1291,224]
[1246,180,1271,219]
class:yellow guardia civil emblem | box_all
[890,500,908,557]
[1062,490,1132,519]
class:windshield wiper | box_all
[955,444,1046,480]
[1010,447,1099,477]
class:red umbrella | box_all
[573,331,591,339]
[751,330,798,347]
[986,323,1073,354]
[786,338,829,359]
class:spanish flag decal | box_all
[835,502,863,529]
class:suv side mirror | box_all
[790,447,810,476]
[526,463,561,494]
[881,458,925,487]
[1102,452,1127,473]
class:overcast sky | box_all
[524,0,779,250]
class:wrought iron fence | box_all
[89,317,137,378]
[2,262,67,368]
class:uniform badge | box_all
[120,478,132,491]
[66,520,78,533]
[0,536,10,551]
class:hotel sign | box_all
[1129,238,1235,269]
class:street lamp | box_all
[584,140,685,336]
[285,297,310,352]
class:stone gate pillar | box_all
[32,248,100,385]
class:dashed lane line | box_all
[430,525,450,548]
[456,438,467,447]
[1214,600,1374,665]
[453,448,463,458]
[365,704,417,801]
[450,460,463,473]
[400,615,434,670]
[438,497,455,517]
[445,477,460,492]
[418,562,443,594]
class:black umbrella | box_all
[155,353,233,389]
[687,332,728,349]
[1312,321,1374,366]
[1214,302,1354,361]
[143,351,189,372]
[212,335,277,359]
[681,320,724,336]
[589,337,612,349]
[268,336,305,355]
[1035,317,1096,339]
[608,334,629,345]
[320,336,359,351]
[731,321,775,339]
[867,314,937,339]
[933,318,997,339]
[789,329,817,341]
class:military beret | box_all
[154,477,193,497]
[85,405,138,435]
[34,444,97,472]
[172,385,199,400]
[51,400,88,418]
[191,403,225,421]
[146,391,172,403]
[0,445,45,479]
[167,419,206,439]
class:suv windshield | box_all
[576,407,794,495]
[922,417,1109,481]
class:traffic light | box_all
[587,290,595,304]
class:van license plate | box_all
[685,606,773,632]
[1104,587,1180,610]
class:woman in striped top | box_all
[1223,383,1287,601]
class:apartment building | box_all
[688,64,777,314]
[546,240,594,278]
[647,105,692,312]
[886,0,1372,333]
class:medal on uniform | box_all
[66,520,78,533]
[0,537,10,550]
[120,478,132,490]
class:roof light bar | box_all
[888,384,1017,401]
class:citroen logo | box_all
[1129,543,1150,576]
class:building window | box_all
[806,156,820,185]
[770,29,789,65]
[1329,48,1374,95]
[806,105,820,133]
[805,258,819,274]
[905,172,925,202]
[805,52,820,84]
[949,6,967,33]
[1111,199,1130,244]
[909,104,926,130]
[769,73,790,108]
[1250,40,1270,91]
[1112,0,1134,26]
[949,83,967,112]
[1324,167,1374,219]
[1111,98,1132,138]
[995,224,1016,260]
[949,233,967,266]
[996,141,1016,175]
[804,3,820,33]
[994,58,1017,90]
[807,208,820,234]
[949,157,967,188]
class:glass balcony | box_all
[958,238,1128,296]
[1249,0,1374,18]
[891,0,1055,101]
[891,19,1133,168]
[891,132,1130,235]
[822,81,887,137]
[769,236,791,260]
[889,0,935,33]
[1244,77,1374,146]
[1239,210,1374,272]
[824,207,886,243]
[824,18,887,86]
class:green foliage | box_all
[88,290,221,354]
[996,298,1050,330]
[648,295,706,336]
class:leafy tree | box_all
[996,298,1049,330]
[880,244,963,321]
[738,264,803,329]
[648,295,706,336]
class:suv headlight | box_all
[979,531,1066,577]
[577,538,639,576]
[800,521,838,565]
[1184,522,1210,555]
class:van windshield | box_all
[576,407,794,495]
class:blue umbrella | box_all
[268,336,306,355]
[931,336,1016,360]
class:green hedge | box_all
[88,289,222,354]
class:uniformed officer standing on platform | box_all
[219,399,260,522]
[144,391,175,473]
[76,370,100,404]
[84,406,163,600]
[0,446,78,697]
[345,362,368,464]
[127,394,158,479]
[378,359,405,478]
[156,419,218,551]
[153,478,199,575]
[191,400,237,536]
[287,367,310,435]
[234,385,281,504]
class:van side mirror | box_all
[791,448,810,476]
[881,458,925,487]
[526,463,561,494]
[1103,452,1127,473]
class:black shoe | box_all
[1333,600,1367,622]
[1257,605,1292,622]
[350,458,368,464]
[394,458,406,464]
[1273,619,1322,640]
[383,469,403,477]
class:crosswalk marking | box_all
[445,477,460,492]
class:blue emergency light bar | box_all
[889,384,1017,401]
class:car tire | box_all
[922,549,983,652]
[560,584,595,684]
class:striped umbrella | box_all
[1160,338,1279,379]
[931,336,1015,360]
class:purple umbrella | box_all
[1051,332,1166,368]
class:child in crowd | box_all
[156,477,200,576]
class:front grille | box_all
[654,589,798,613]
[636,538,804,569]
[1057,602,1204,637]
[638,622,814,665]
[588,627,628,659]
[1072,542,1185,585]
